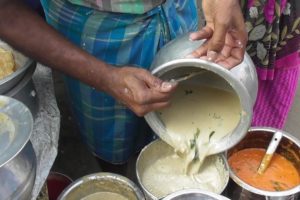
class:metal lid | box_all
[0,95,33,167]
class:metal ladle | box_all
[257,131,283,174]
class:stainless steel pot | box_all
[0,41,33,94]
[136,139,229,200]
[161,189,230,200]
[5,62,38,118]
[58,172,145,200]
[145,33,258,156]
[0,95,36,200]
[226,127,300,200]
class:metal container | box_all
[226,127,300,200]
[136,139,229,200]
[0,95,36,200]
[5,62,38,118]
[0,41,33,94]
[58,172,145,200]
[161,189,230,200]
[145,33,258,156]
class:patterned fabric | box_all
[241,0,300,129]
[241,0,300,80]
[40,0,198,163]
[67,0,165,14]
[252,66,300,128]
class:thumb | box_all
[207,21,229,61]
[137,70,177,93]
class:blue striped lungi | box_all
[40,0,198,163]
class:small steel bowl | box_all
[0,41,34,94]
[0,95,36,200]
[58,172,145,200]
[161,189,230,200]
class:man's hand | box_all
[0,1,176,117]
[188,0,247,69]
[104,66,177,116]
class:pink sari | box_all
[242,0,300,128]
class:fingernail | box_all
[185,54,195,58]
[189,37,195,41]
[189,33,195,41]
[200,56,208,60]
[162,82,172,90]
[207,51,218,61]
[124,87,129,94]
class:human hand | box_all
[188,0,247,69]
[104,66,177,116]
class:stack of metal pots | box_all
[0,41,37,200]
[0,41,38,118]
[0,96,36,200]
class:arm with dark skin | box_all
[0,0,177,116]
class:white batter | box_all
[142,153,228,198]
[81,192,128,200]
[159,85,241,173]
[142,85,240,198]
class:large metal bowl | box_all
[226,127,300,200]
[145,33,258,156]
[0,41,34,94]
[136,139,229,200]
[58,172,145,200]
[0,95,36,200]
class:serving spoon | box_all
[257,131,283,175]
[169,71,205,83]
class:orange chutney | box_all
[228,148,300,191]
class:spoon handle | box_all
[170,71,205,83]
[257,131,283,174]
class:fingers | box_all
[189,26,213,41]
[187,40,209,58]
[206,21,229,62]
[128,101,171,117]
[124,69,177,108]
[136,69,177,93]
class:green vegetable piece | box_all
[209,131,215,141]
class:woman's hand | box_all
[104,66,177,116]
[188,0,247,69]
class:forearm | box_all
[0,0,110,91]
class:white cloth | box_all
[30,64,60,200]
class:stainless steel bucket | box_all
[5,62,38,118]
[58,172,145,200]
[226,127,300,200]
[145,33,258,156]
[136,140,229,200]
